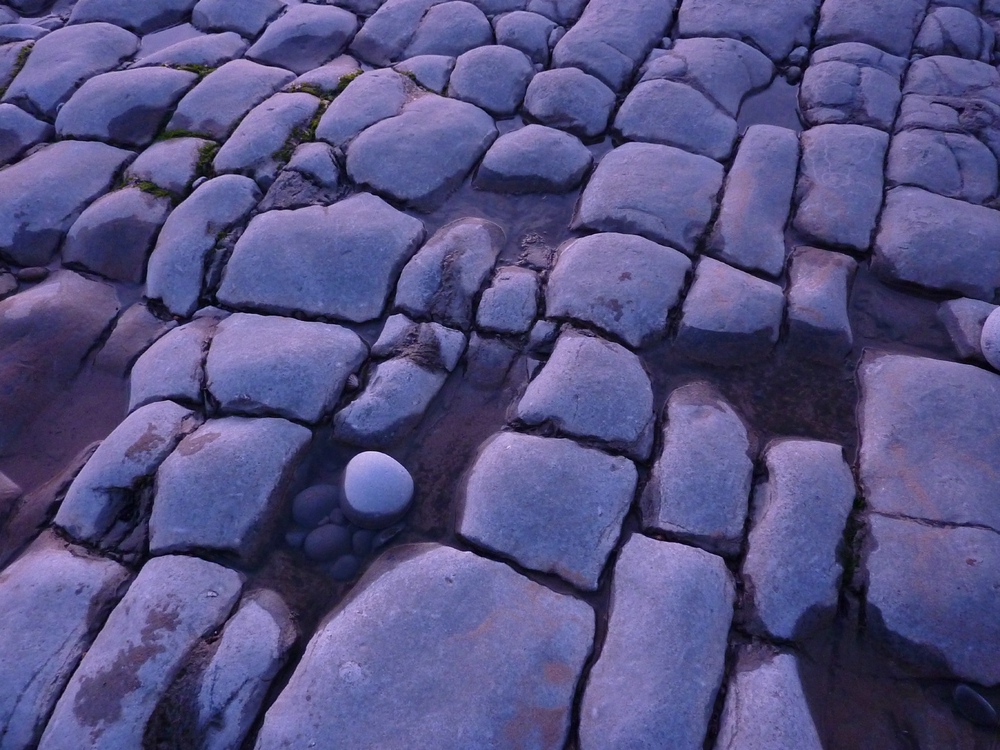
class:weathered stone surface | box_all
[131,31,248,69]
[334,358,449,448]
[69,0,198,33]
[873,187,1000,300]
[395,218,503,329]
[743,439,856,640]
[495,10,556,65]
[580,535,734,749]
[195,590,297,750]
[206,313,367,423]
[63,187,172,283]
[793,124,888,251]
[859,352,1000,531]
[715,647,824,750]
[677,0,819,61]
[167,59,295,141]
[55,401,201,547]
[124,137,213,197]
[551,0,675,91]
[346,94,497,210]
[0,42,31,98]
[523,67,616,139]
[0,140,131,266]
[476,266,538,334]
[981,308,1000,370]
[315,68,410,147]
[246,4,358,75]
[372,313,467,370]
[460,431,636,590]
[2,23,138,119]
[40,555,243,750]
[258,143,342,211]
[708,125,799,277]
[146,175,261,317]
[254,544,593,749]
[799,43,906,130]
[939,297,997,361]
[193,0,284,37]
[786,247,857,364]
[677,257,784,367]
[546,232,690,347]
[0,103,51,165]
[150,417,311,560]
[94,302,175,376]
[816,0,928,57]
[0,272,120,452]
[573,143,724,254]
[350,0,491,65]
[128,317,216,411]
[218,193,425,322]
[213,92,320,188]
[888,128,997,205]
[517,330,654,459]
[448,44,534,117]
[641,383,752,558]
[286,55,362,94]
[393,53,455,93]
[915,6,994,62]
[865,514,1000,685]
[0,25,47,44]
[0,535,130,750]
[474,124,591,193]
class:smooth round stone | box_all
[981,308,1000,370]
[341,451,414,529]
[330,554,361,582]
[285,529,307,549]
[954,684,998,727]
[292,484,340,528]
[16,267,50,282]
[352,529,374,557]
[303,523,353,562]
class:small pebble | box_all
[341,451,414,529]
[954,684,998,727]
[192,176,208,189]
[15,267,49,282]
[788,46,809,66]
[785,66,802,84]
[285,529,307,549]
[303,523,353,562]
[352,529,374,557]
[292,484,340,528]
[331,554,361,582]
[980,307,1000,371]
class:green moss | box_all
[156,128,204,141]
[0,42,33,99]
[174,63,216,78]
[287,83,328,99]
[195,141,218,178]
[333,69,363,95]
[135,180,173,199]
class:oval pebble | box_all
[292,484,340,528]
[330,554,361,582]
[980,308,1000,371]
[341,451,414,529]
[285,529,307,549]
[303,523,352,562]
[954,684,997,727]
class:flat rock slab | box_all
[245,3,358,75]
[516,330,654,459]
[742,439,855,641]
[816,0,928,57]
[395,218,503,330]
[873,187,1000,301]
[124,136,214,196]
[0,535,130,750]
[2,23,138,119]
[708,124,799,278]
[55,67,197,148]
[474,124,592,194]
[572,142,723,254]
[476,266,539,334]
[859,352,1000,531]
[149,417,311,561]
[315,68,410,148]
[915,7,995,63]
[939,297,997,361]
[865,515,1000,685]
[460,431,637,590]
[193,0,284,37]
[146,175,261,317]
[579,535,733,749]
[551,0,675,91]
[0,103,52,165]
[350,0,491,65]
[793,123,888,252]
[207,313,367,423]
[0,140,132,266]
[715,647,823,750]
[69,0,199,33]
[786,246,857,364]
[523,67,616,139]
[218,193,425,322]
[55,400,201,548]
[546,233,688,348]
[677,0,819,61]
[254,544,593,749]
[641,382,753,557]
[167,59,295,140]
[887,128,998,205]
[39,555,243,750]
[346,94,497,211]
[128,317,216,411]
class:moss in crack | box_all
[287,83,331,100]
[195,141,218,179]
[156,128,205,142]
[0,42,33,99]
[334,69,363,94]
[173,63,216,78]
[135,180,173,200]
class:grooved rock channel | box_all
[0,0,999,748]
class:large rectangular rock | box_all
[677,0,819,61]
[816,0,929,57]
